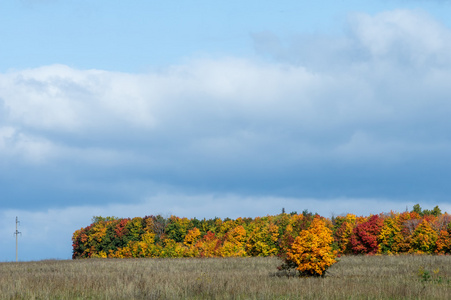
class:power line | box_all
[14,216,21,262]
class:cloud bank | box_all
[1,10,451,211]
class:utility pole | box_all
[14,216,21,262]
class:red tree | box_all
[350,215,384,254]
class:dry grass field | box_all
[1,255,451,299]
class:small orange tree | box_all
[281,216,337,276]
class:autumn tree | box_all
[409,219,438,253]
[282,217,337,276]
[378,213,406,254]
[350,215,384,254]
[333,214,356,254]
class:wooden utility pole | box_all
[14,216,21,262]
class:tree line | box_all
[72,204,451,260]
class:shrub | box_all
[281,217,337,276]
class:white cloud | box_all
[1,9,451,223]
[348,10,451,67]
[0,126,56,164]
[0,59,327,168]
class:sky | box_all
[1,0,451,261]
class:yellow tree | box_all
[285,217,337,276]
[410,219,438,253]
[219,225,247,257]
[245,217,279,256]
[183,227,202,257]
[378,214,403,254]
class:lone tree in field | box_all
[280,216,337,276]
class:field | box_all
[1,255,451,299]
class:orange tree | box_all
[435,230,451,254]
[197,231,221,257]
[280,216,337,276]
[435,214,451,254]
[277,213,316,255]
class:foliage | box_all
[245,217,279,256]
[350,215,384,254]
[378,213,404,254]
[219,225,247,257]
[282,217,337,276]
[73,204,449,264]
[412,204,442,217]
[333,214,356,254]
[409,219,438,253]
[436,229,451,254]
[417,267,448,285]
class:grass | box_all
[1,255,451,299]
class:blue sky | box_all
[2,0,451,260]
